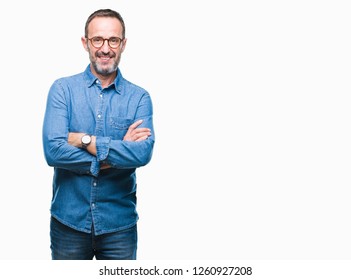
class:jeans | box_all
[50,217,137,260]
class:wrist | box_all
[86,136,97,156]
[81,134,92,149]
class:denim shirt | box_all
[42,65,154,235]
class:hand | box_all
[123,120,151,142]
[68,132,85,148]
[100,163,111,170]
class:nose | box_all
[100,39,110,52]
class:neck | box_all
[98,73,116,88]
[90,65,117,88]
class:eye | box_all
[109,37,119,44]
[92,37,103,43]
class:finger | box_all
[135,135,149,142]
[133,131,151,141]
[128,128,150,140]
[131,128,151,135]
[128,120,143,131]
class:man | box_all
[42,9,155,260]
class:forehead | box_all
[87,17,123,37]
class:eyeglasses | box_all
[87,36,123,49]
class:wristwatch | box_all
[81,134,92,148]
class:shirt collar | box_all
[83,65,124,94]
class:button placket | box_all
[95,89,104,136]
[91,178,98,211]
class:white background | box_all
[1,0,351,262]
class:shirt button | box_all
[97,114,101,118]
[91,203,96,209]
[93,182,97,187]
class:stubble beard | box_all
[88,46,121,76]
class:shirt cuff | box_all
[96,136,111,161]
[89,157,100,177]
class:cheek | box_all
[86,44,94,55]
[87,47,98,59]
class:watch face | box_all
[82,135,91,145]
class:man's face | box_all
[82,17,126,77]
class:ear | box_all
[120,38,127,53]
[81,36,89,51]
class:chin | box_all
[98,68,116,76]
[94,63,117,76]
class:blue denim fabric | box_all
[42,65,154,235]
[50,217,137,260]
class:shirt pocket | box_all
[109,117,133,140]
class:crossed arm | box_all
[67,120,151,169]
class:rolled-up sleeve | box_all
[42,79,95,174]
[99,92,155,169]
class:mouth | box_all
[96,52,115,63]
[98,56,111,63]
